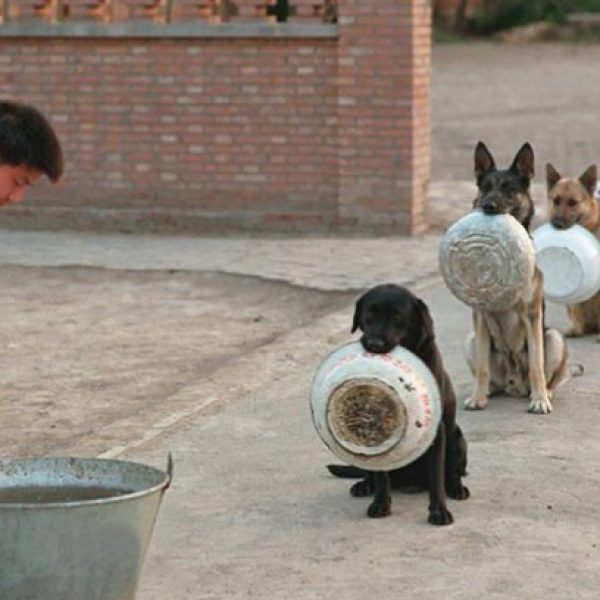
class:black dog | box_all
[327,284,469,525]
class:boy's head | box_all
[0,100,63,206]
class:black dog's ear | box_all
[351,295,365,333]
[509,142,534,182]
[546,162,561,190]
[414,298,435,348]
[579,164,597,196]
[474,141,495,181]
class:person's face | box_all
[0,164,43,206]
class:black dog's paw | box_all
[428,507,454,526]
[447,482,470,501]
[367,498,391,518]
[350,478,373,497]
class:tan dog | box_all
[546,163,600,341]
[464,143,568,414]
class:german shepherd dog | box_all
[327,284,469,525]
[464,142,568,414]
[546,162,600,341]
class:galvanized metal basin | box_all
[0,456,172,600]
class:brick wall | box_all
[337,0,431,234]
[0,0,431,235]
[412,0,432,234]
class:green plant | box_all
[568,0,600,10]
[472,1,567,34]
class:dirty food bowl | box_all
[439,210,535,311]
[310,342,442,471]
[532,223,600,304]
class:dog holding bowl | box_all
[440,142,568,415]
[311,284,469,526]
[542,162,600,341]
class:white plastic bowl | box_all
[439,210,536,311]
[532,223,600,304]
[309,342,442,471]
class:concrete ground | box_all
[430,42,600,231]
[2,43,600,599]
[2,231,600,600]
[432,42,600,181]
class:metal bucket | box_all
[0,455,172,600]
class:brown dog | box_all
[464,142,568,414]
[546,162,600,341]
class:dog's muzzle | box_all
[361,336,391,354]
[481,200,501,215]
[550,217,571,230]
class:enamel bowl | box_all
[439,210,536,311]
[532,223,600,305]
[309,342,442,471]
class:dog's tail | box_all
[569,363,585,378]
[326,464,368,479]
[552,362,584,391]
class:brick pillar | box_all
[337,0,431,234]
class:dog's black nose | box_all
[361,336,388,354]
[551,217,569,230]
[482,201,499,214]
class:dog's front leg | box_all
[445,426,470,501]
[367,472,391,518]
[428,424,453,526]
[465,311,491,410]
[525,311,553,414]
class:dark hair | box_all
[0,100,64,182]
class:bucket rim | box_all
[0,455,172,510]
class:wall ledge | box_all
[0,21,339,38]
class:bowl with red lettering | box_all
[309,342,442,471]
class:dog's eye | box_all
[500,181,514,193]
[553,197,560,206]
[567,198,578,207]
